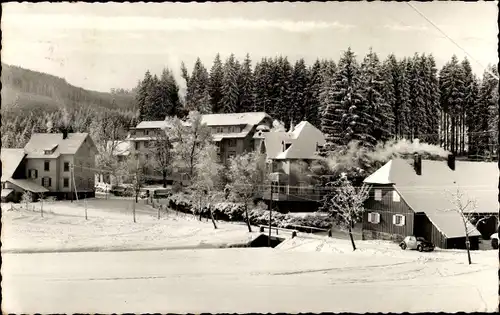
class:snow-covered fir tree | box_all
[209,54,224,113]
[221,54,240,113]
[290,58,308,124]
[237,53,255,113]
[359,48,394,143]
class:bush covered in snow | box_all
[167,192,331,231]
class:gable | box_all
[1,149,26,182]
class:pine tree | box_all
[209,54,224,113]
[290,58,308,125]
[359,48,394,143]
[254,58,272,113]
[439,55,465,154]
[421,54,440,145]
[407,54,427,141]
[463,59,481,157]
[318,59,337,123]
[237,53,256,113]
[136,70,153,121]
[185,58,211,113]
[304,59,322,128]
[476,65,499,159]
[321,48,371,148]
[274,56,293,129]
[221,54,240,113]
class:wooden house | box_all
[362,154,498,250]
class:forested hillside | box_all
[1,63,135,114]
[1,63,138,149]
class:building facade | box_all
[255,121,326,213]
[1,133,98,201]
[362,154,498,249]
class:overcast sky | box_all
[2,2,498,92]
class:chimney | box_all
[413,153,422,176]
[62,130,68,139]
[447,154,455,171]
[289,119,294,132]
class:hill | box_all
[1,63,136,115]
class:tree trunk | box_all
[244,203,252,232]
[348,225,356,251]
[209,205,217,229]
[132,198,136,223]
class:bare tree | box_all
[127,154,147,222]
[21,191,33,211]
[38,192,46,217]
[191,144,223,229]
[320,174,370,251]
[148,127,173,188]
[227,151,268,232]
[445,188,478,265]
[168,111,213,181]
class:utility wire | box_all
[406,2,499,80]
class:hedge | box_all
[166,192,331,232]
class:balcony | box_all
[261,185,322,202]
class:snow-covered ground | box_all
[1,198,256,252]
[2,198,498,313]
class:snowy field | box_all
[1,198,257,253]
[1,198,498,313]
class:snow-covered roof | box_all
[7,178,49,193]
[201,112,271,127]
[257,121,325,160]
[1,148,26,182]
[105,141,130,156]
[134,120,171,129]
[364,158,497,238]
[24,133,96,158]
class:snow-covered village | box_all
[1,2,499,314]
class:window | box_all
[228,139,237,147]
[135,142,139,150]
[64,162,70,172]
[44,160,50,171]
[285,143,292,150]
[42,177,52,188]
[393,214,406,226]
[374,189,382,201]
[217,127,224,133]
[145,130,149,136]
[367,212,380,224]
[392,190,401,202]
[29,169,38,179]
[63,177,69,188]
[228,152,235,160]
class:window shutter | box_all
[392,215,397,225]
[368,213,373,223]
[374,189,382,201]
[374,213,380,224]
[48,178,52,187]
[35,170,38,178]
[400,215,406,226]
